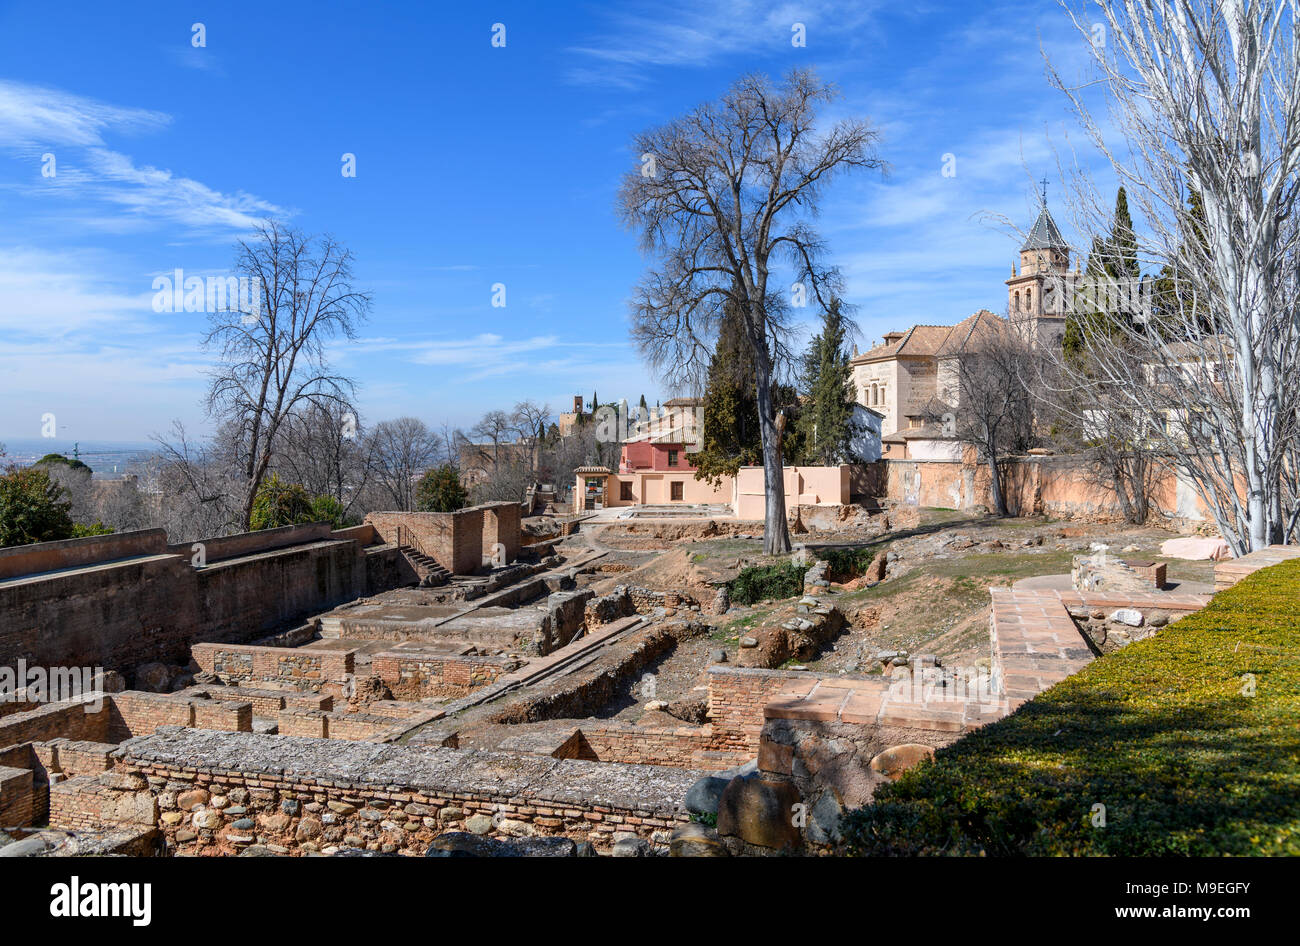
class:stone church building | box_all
[850,199,1078,438]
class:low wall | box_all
[734,465,853,520]
[191,643,355,696]
[55,728,703,855]
[372,651,520,699]
[885,454,1213,523]
[0,529,168,580]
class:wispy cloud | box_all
[0,80,169,152]
[565,0,883,89]
[0,80,286,233]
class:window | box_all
[620,482,633,501]
[667,449,679,467]
[671,481,684,501]
[871,383,878,406]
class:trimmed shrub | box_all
[842,559,1300,856]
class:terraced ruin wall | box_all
[0,526,390,674]
[48,728,702,855]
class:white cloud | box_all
[0,80,169,152]
[0,80,286,233]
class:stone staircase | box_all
[398,545,451,587]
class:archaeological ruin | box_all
[4,485,1291,860]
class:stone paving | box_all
[1213,544,1300,590]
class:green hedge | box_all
[842,559,1300,856]
[728,562,809,605]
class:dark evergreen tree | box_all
[796,298,859,464]
[693,300,761,486]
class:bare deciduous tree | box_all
[471,410,514,473]
[205,221,371,531]
[1047,0,1300,553]
[619,68,884,554]
[510,400,551,477]
[274,400,371,522]
[931,325,1038,517]
[366,417,443,511]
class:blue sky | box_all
[0,0,1109,443]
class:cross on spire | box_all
[1039,177,1049,205]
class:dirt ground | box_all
[448,507,1222,741]
[573,508,1219,705]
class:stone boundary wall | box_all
[52,728,703,855]
[168,522,334,564]
[192,643,355,696]
[0,528,169,580]
[371,651,520,700]
[0,525,394,673]
[886,454,1214,524]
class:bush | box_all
[727,561,809,605]
[309,494,347,530]
[249,474,315,531]
[841,559,1300,856]
[821,546,882,582]
[415,465,468,512]
[71,521,114,537]
[0,466,74,547]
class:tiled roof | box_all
[936,309,1010,357]
[851,324,953,363]
[1021,205,1067,251]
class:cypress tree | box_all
[797,298,858,465]
[693,299,761,486]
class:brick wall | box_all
[0,696,110,747]
[0,765,34,830]
[365,502,522,576]
[107,691,252,740]
[192,643,356,696]
[706,666,810,757]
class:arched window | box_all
[871,383,878,406]
[1014,291,1020,311]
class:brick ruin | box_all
[0,507,1247,857]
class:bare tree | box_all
[471,410,514,473]
[149,420,246,541]
[366,417,442,511]
[510,400,552,476]
[274,400,372,522]
[205,221,371,531]
[1037,345,1162,524]
[1046,1,1300,553]
[932,326,1038,517]
[619,69,884,554]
